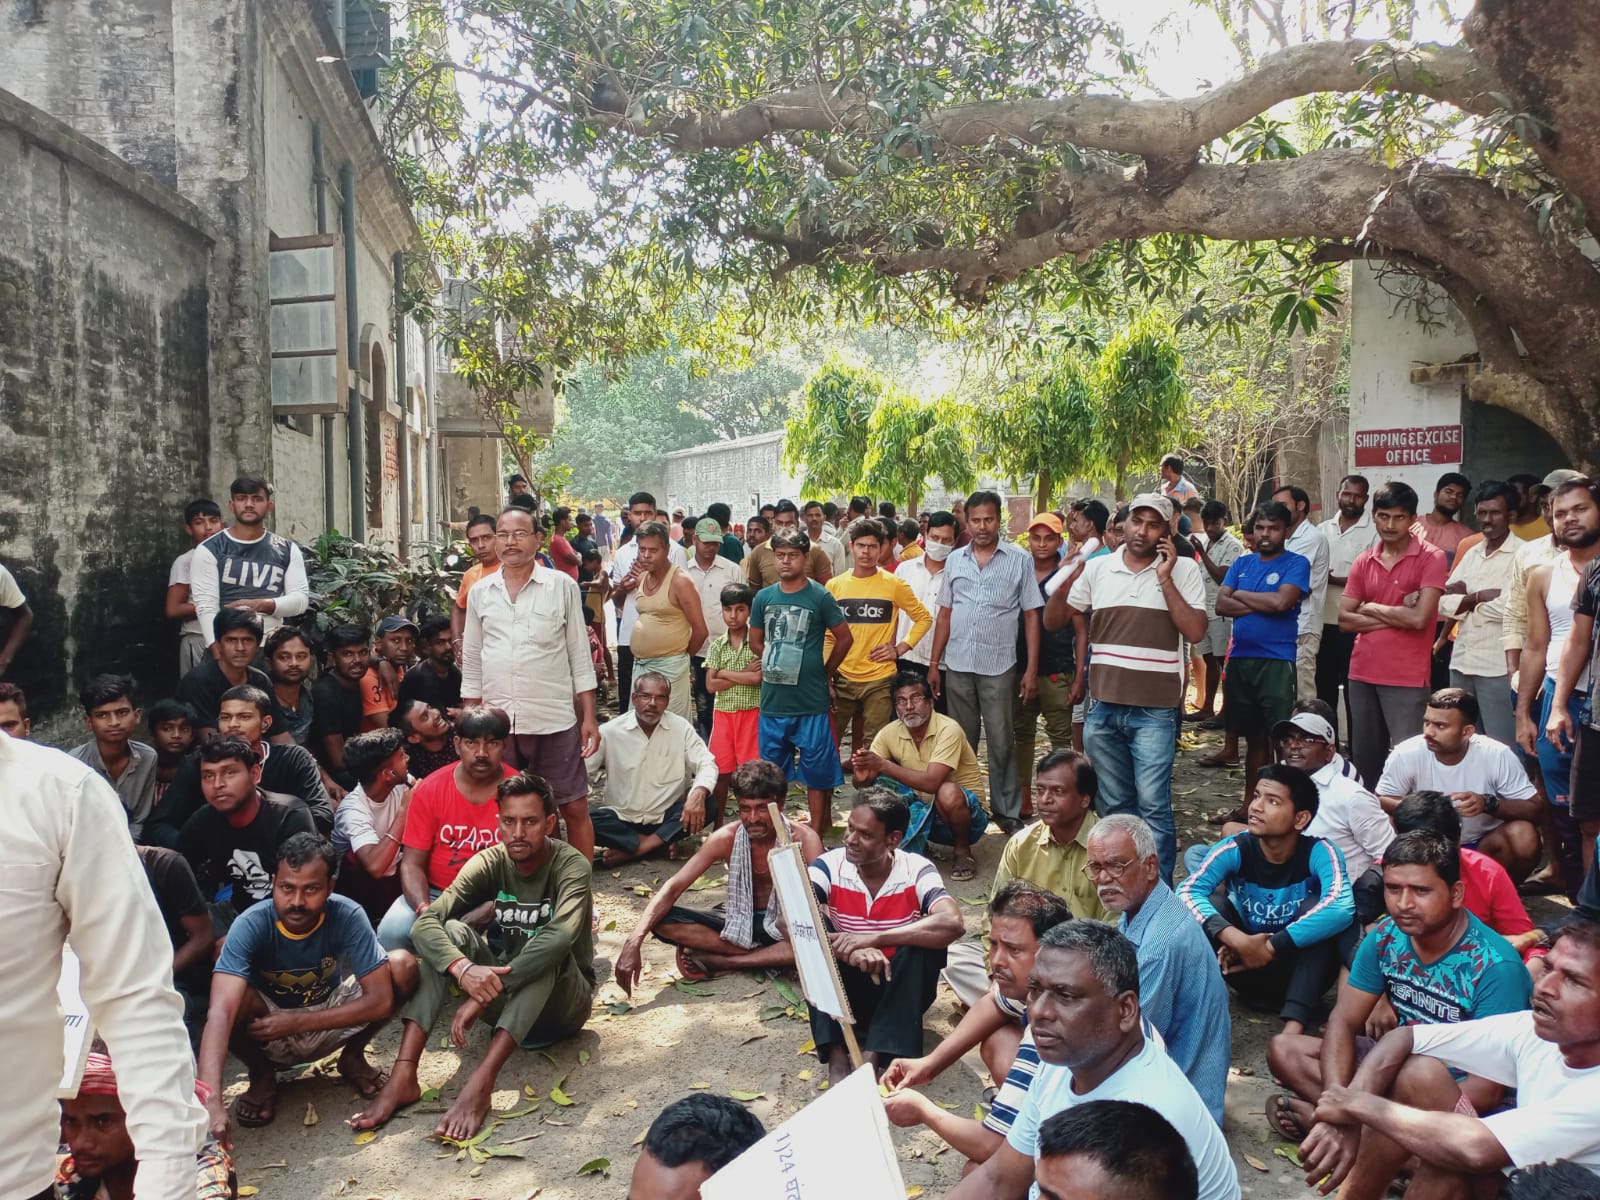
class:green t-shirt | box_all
[749,579,846,716]
[412,841,596,993]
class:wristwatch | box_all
[1484,793,1501,814]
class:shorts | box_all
[505,724,590,806]
[655,903,779,948]
[759,712,845,791]
[1571,723,1600,823]
[709,707,761,774]
[257,974,369,1066]
[876,779,990,854]
[1197,616,1232,658]
[1223,657,1297,736]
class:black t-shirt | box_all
[152,742,332,838]
[276,683,315,747]
[406,740,459,780]
[137,845,207,950]
[175,658,282,730]
[178,792,316,906]
[311,674,363,745]
[570,534,599,560]
[1018,572,1076,677]
[398,661,462,715]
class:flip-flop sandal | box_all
[1196,755,1239,769]
[676,946,711,983]
[341,1069,388,1099]
[951,856,978,882]
[234,1093,277,1128]
[1266,1093,1310,1143]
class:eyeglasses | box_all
[1081,859,1136,880]
[496,530,538,542]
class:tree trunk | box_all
[1035,469,1054,513]
[1115,455,1130,502]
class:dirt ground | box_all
[218,720,1550,1200]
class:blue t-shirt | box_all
[215,894,386,1008]
[749,580,846,716]
[1220,550,1310,660]
[1349,911,1531,1027]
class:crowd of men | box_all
[5,458,1600,1200]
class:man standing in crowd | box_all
[354,772,595,1139]
[749,528,853,831]
[571,510,600,560]
[1159,454,1201,503]
[805,499,849,576]
[1215,501,1310,811]
[684,518,743,737]
[462,504,601,862]
[375,706,513,950]
[828,518,933,760]
[1416,471,1475,566]
[746,499,833,587]
[166,498,223,677]
[806,789,964,1085]
[398,614,461,719]
[587,671,719,867]
[451,514,500,655]
[189,476,309,646]
[69,674,159,840]
[546,506,582,579]
[928,490,1043,835]
[1190,500,1243,727]
[947,923,1239,1200]
[1550,492,1600,878]
[627,519,709,719]
[1272,484,1332,701]
[610,492,689,699]
[1438,481,1523,747]
[895,510,956,693]
[199,834,416,1136]
[1014,514,1077,802]
[591,501,614,558]
[2,729,206,1200]
[310,623,371,795]
[1048,493,1207,879]
[1318,474,1377,737]
[1340,482,1449,787]
[264,626,317,748]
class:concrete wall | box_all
[0,89,212,712]
[660,430,807,515]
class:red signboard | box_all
[1352,424,1463,468]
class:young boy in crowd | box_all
[364,616,419,731]
[1180,762,1356,1037]
[578,546,614,693]
[146,698,199,814]
[398,614,461,719]
[334,727,414,924]
[703,582,763,824]
[68,674,159,841]
[166,498,223,678]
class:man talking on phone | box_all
[1044,494,1208,882]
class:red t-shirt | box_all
[1460,847,1535,940]
[1344,537,1449,687]
[400,762,515,890]
[549,534,582,581]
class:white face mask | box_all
[923,540,954,562]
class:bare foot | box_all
[598,846,638,868]
[435,1075,494,1140]
[337,1047,386,1098]
[349,1071,421,1130]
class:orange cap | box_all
[1028,513,1064,534]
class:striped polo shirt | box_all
[1067,547,1206,709]
[808,847,949,958]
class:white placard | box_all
[58,946,95,1098]
[701,1065,906,1200]
[767,842,850,1023]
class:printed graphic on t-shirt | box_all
[836,596,896,625]
[762,603,814,687]
[229,849,272,901]
[258,956,340,1007]
[203,530,294,604]
[439,822,500,870]
[495,890,553,933]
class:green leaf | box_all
[550,1085,575,1106]
[576,1158,611,1177]
[729,1089,766,1101]
[673,979,713,996]
[773,978,804,1007]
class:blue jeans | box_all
[1537,678,1590,893]
[1083,700,1179,882]
[375,886,442,952]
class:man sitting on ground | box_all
[850,671,988,881]
[353,772,595,1139]
[175,608,280,742]
[375,705,514,951]
[1088,814,1231,1125]
[56,1050,231,1200]
[199,834,418,1137]
[1300,918,1600,1196]
[310,623,372,796]
[178,738,317,930]
[806,788,963,1084]
[1034,1101,1200,1200]
[69,674,159,840]
[398,613,461,719]
[880,883,1073,1165]
[1266,830,1532,1171]
[333,727,414,925]
[947,923,1239,1200]
[264,626,317,749]
[136,844,216,1044]
[390,697,458,779]
[587,671,719,867]
[1180,763,1356,1036]
[1376,687,1541,883]
[615,760,823,990]
[627,1092,767,1200]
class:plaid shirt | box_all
[704,633,761,712]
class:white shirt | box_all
[1287,518,1331,636]
[1412,1011,1600,1175]
[167,549,201,636]
[1439,534,1524,679]
[0,732,205,1200]
[332,782,409,875]
[461,563,598,735]
[1305,757,1395,878]
[608,539,688,646]
[1008,1034,1240,1200]
[586,709,718,824]
[894,556,946,667]
[1321,511,1378,624]
[682,554,744,642]
[816,527,850,576]
[0,563,25,610]
[1376,734,1537,846]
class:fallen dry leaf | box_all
[796,1070,813,1082]
[302,1101,319,1127]
[1243,1153,1268,1172]
[688,1081,710,1089]
[352,1130,377,1145]
[796,1038,815,1055]
[237,1189,260,1198]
